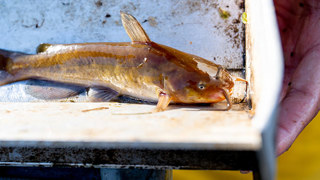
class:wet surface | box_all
[0,0,245,102]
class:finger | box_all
[277,48,320,155]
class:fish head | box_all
[168,73,234,103]
[154,43,235,103]
[164,56,235,103]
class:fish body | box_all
[0,12,239,111]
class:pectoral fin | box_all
[120,11,151,43]
[111,92,171,115]
[87,87,119,102]
[154,92,172,112]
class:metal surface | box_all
[0,0,245,102]
[100,169,172,180]
[0,146,259,171]
[245,0,284,179]
[0,166,101,179]
[0,103,258,151]
[0,167,171,180]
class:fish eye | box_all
[198,83,206,90]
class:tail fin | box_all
[0,49,27,85]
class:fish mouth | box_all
[207,91,226,103]
[186,91,226,103]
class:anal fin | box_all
[25,79,86,100]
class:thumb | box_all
[277,48,320,155]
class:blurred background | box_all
[173,112,320,180]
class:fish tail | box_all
[0,49,27,85]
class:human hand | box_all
[274,0,320,155]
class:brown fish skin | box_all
[5,42,164,101]
[2,41,234,104]
[0,12,238,111]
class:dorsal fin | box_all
[120,11,151,43]
[36,43,52,53]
